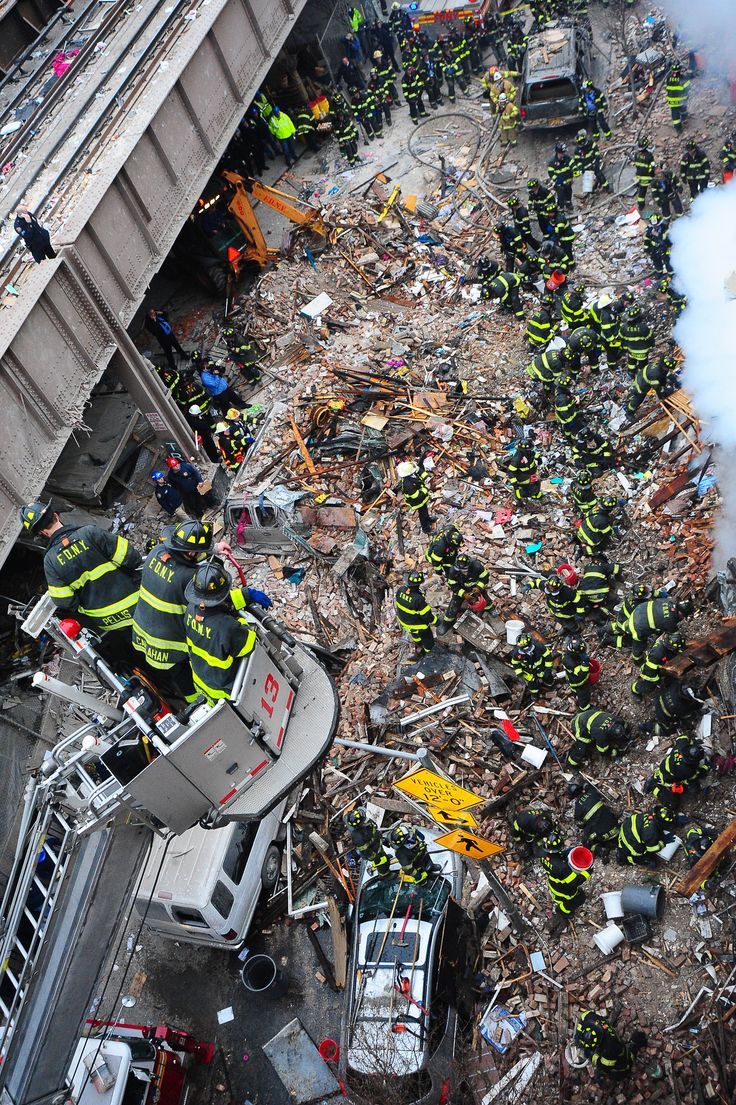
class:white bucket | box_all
[592,922,625,955]
[600,891,624,920]
[564,1043,589,1069]
[521,744,548,769]
[506,619,525,644]
[657,835,682,861]
[582,170,595,194]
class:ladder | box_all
[0,776,77,1064]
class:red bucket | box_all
[588,658,602,684]
[319,1039,340,1063]
[569,846,594,872]
[466,592,488,613]
[557,562,578,586]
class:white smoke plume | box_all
[654,0,736,83]
[669,180,736,569]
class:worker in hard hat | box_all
[20,500,142,640]
[395,460,435,533]
[482,65,518,108]
[151,471,188,521]
[344,808,391,877]
[184,556,258,702]
[165,457,218,517]
[216,419,253,475]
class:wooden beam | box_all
[674,816,736,896]
[289,415,317,475]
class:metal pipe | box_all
[399,694,470,729]
[334,738,423,763]
[32,673,124,722]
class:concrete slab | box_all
[262,1017,341,1104]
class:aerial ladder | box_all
[0,596,339,1103]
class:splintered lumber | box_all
[668,618,736,675]
[675,816,736,896]
[327,895,348,989]
[289,416,317,475]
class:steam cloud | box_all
[655,0,736,82]
[669,181,736,569]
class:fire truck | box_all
[0,596,339,1104]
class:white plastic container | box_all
[520,744,547,769]
[592,922,625,955]
[600,891,624,920]
[505,619,524,644]
[582,170,595,194]
[657,835,682,861]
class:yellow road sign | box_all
[394,768,482,812]
[434,828,504,861]
[426,805,479,830]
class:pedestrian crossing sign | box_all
[394,767,482,812]
[434,828,504,860]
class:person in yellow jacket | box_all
[497,94,521,146]
[483,66,518,108]
[268,105,297,166]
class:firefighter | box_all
[542,839,590,927]
[425,524,463,575]
[552,212,576,269]
[721,135,736,181]
[652,679,703,732]
[525,574,585,625]
[165,456,216,518]
[333,110,360,164]
[576,494,618,555]
[568,708,629,769]
[666,61,690,131]
[440,40,468,102]
[684,825,719,888]
[652,167,683,218]
[511,806,556,856]
[603,582,665,649]
[510,632,554,699]
[388,824,439,884]
[560,285,588,329]
[402,64,428,124]
[565,326,605,371]
[680,139,710,198]
[562,635,592,707]
[352,85,381,140]
[216,420,251,474]
[625,596,693,663]
[617,806,676,866]
[659,276,687,318]
[295,105,320,152]
[570,782,620,852]
[527,347,569,396]
[645,735,709,804]
[574,1011,646,1080]
[484,270,525,319]
[548,142,575,210]
[538,237,569,278]
[619,305,654,376]
[372,50,398,109]
[186,403,220,464]
[395,460,434,533]
[506,444,542,500]
[507,194,539,248]
[625,351,677,419]
[643,214,673,278]
[633,136,656,211]
[395,571,437,655]
[483,66,517,109]
[526,292,556,349]
[463,15,482,73]
[344,808,391,876]
[527,178,557,236]
[504,20,527,73]
[183,557,257,701]
[572,429,615,476]
[131,520,214,702]
[573,130,609,191]
[554,374,584,439]
[494,221,524,271]
[421,52,444,110]
[21,502,142,639]
[577,555,620,619]
[570,468,597,516]
[497,94,521,147]
[441,553,491,631]
[578,80,611,140]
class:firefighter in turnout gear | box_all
[22,502,142,637]
[659,276,687,317]
[680,139,710,197]
[576,495,618,554]
[577,555,620,619]
[578,80,611,140]
[617,806,676,866]
[603,583,665,649]
[506,445,541,500]
[565,326,605,371]
[494,221,524,271]
[643,214,672,278]
[560,285,588,329]
[511,806,556,856]
[183,557,257,702]
[568,709,629,769]
[132,520,214,701]
[542,841,590,924]
[508,194,539,247]
[625,352,677,419]
[511,633,554,699]
[333,111,360,164]
[572,429,615,476]
[344,808,390,877]
[571,469,597,516]
[441,553,491,630]
[426,524,463,575]
[402,65,428,124]
[684,825,719,889]
[574,1010,646,1080]
[388,824,439,884]
[721,136,736,180]
[573,131,609,191]
[620,306,654,376]
[527,348,569,396]
[395,460,434,533]
[570,782,620,851]
[633,136,656,210]
[554,374,584,439]
[624,596,693,663]
[653,679,703,732]
[352,86,381,140]
[652,168,683,218]
[527,179,557,236]
[395,571,437,655]
[562,635,592,707]
[372,50,398,108]
[548,143,575,210]
[645,735,709,804]
[665,62,690,131]
[484,270,525,318]
[526,293,557,348]
[525,574,585,625]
